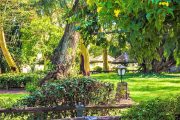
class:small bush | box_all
[122,96,180,120]
[0,73,44,89]
[93,66,102,72]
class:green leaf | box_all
[146,13,152,22]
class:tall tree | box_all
[87,0,180,73]
[40,0,80,85]
[21,16,62,69]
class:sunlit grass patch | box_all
[92,73,180,102]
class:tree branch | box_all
[92,30,128,35]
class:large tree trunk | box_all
[39,0,80,85]
[80,41,90,76]
[51,23,80,71]
[152,59,175,73]
[103,47,109,71]
[39,24,80,85]
[151,35,176,73]
[0,27,19,72]
[141,34,176,73]
[151,54,175,73]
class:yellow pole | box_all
[80,39,90,76]
[0,27,19,72]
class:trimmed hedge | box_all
[0,73,44,89]
[123,96,180,120]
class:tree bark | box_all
[0,27,19,73]
[151,35,176,73]
[39,24,80,85]
[140,34,176,73]
[151,55,175,73]
[39,0,80,85]
[103,47,109,71]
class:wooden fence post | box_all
[76,102,85,117]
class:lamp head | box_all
[117,65,126,76]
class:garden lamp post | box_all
[117,65,126,82]
[115,65,128,100]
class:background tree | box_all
[0,0,29,72]
[21,16,63,70]
[86,0,180,73]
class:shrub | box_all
[0,73,44,89]
[20,77,114,107]
[25,83,38,93]
[9,77,115,119]
[122,96,180,120]
[93,66,102,72]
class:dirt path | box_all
[0,89,28,94]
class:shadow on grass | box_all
[92,72,180,80]
[125,72,180,78]
[157,80,180,84]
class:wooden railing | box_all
[61,116,121,120]
[0,104,133,120]
[0,104,132,113]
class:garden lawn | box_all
[0,94,28,108]
[92,73,180,102]
[0,94,28,101]
[0,73,179,103]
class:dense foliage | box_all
[0,0,63,72]
[85,0,180,72]
[123,96,180,120]
[21,16,63,67]
[20,77,114,107]
[1,0,179,73]
[0,77,115,119]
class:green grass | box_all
[0,72,179,103]
[0,94,28,108]
[0,94,28,100]
[92,72,180,102]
